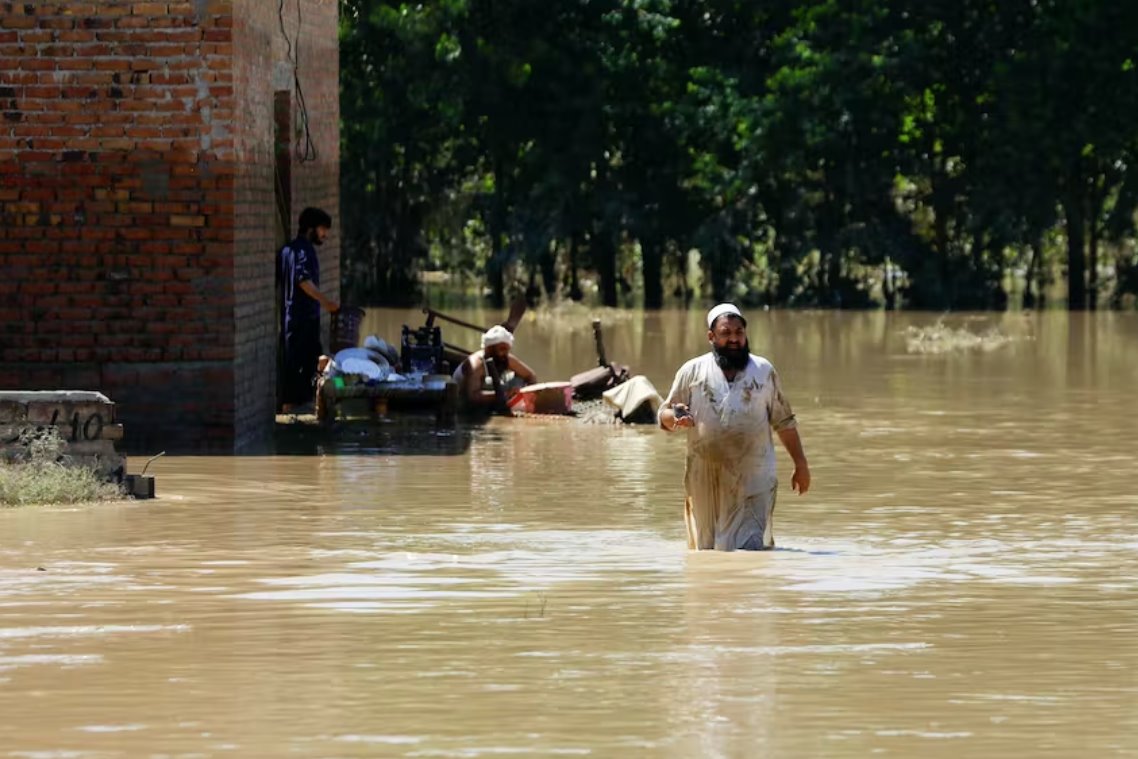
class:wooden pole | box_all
[592,319,609,368]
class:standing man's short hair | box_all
[298,207,332,235]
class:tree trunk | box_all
[827,250,841,308]
[674,244,692,303]
[1088,219,1099,311]
[642,237,663,309]
[883,257,896,310]
[1022,243,1037,310]
[932,191,952,307]
[487,157,507,308]
[708,243,732,303]
[568,234,583,301]
[595,231,618,307]
[539,243,557,300]
[389,199,421,304]
[766,243,779,305]
[525,267,540,305]
[1063,192,1087,310]
[927,158,956,309]
[1089,181,1101,311]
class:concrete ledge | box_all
[0,391,124,481]
[0,391,111,405]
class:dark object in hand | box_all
[673,406,691,419]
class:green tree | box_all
[340,0,474,304]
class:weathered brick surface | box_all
[0,0,339,452]
[0,391,124,479]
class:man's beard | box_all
[490,355,510,373]
[713,340,750,371]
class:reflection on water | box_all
[272,414,477,457]
[0,310,1136,757]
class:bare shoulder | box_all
[455,352,482,380]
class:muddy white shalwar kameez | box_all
[660,353,797,551]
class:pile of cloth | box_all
[601,375,664,423]
[557,375,664,425]
[322,336,404,385]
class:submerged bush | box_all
[905,321,1014,354]
[0,428,123,506]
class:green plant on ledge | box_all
[0,428,124,507]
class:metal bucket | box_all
[124,451,163,500]
[124,474,156,499]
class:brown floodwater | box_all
[1,308,1136,757]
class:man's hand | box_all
[298,280,340,314]
[790,463,811,495]
[670,403,695,429]
[776,427,810,495]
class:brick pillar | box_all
[0,1,340,452]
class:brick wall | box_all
[0,0,340,452]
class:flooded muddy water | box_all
[1,309,1136,757]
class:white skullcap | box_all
[481,325,515,349]
[707,303,745,329]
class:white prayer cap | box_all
[481,325,515,349]
[707,303,746,329]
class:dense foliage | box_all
[340,0,1138,310]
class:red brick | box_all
[115,16,150,30]
[58,30,96,42]
[92,58,131,71]
[57,59,95,71]
[40,19,75,33]
[1,16,36,30]
[134,3,170,16]
[169,214,205,227]
[25,85,61,98]
[20,282,57,295]
[18,58,56,71]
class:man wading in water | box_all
[658,304,811,550]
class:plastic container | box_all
[331,306,366,353]
[512,382,573,415]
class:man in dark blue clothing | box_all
[279,207,339,412]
